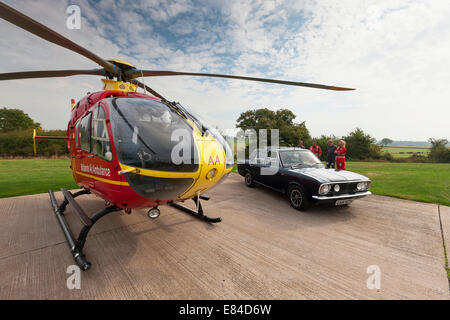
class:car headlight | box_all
[357,182,364,191]
[319,184,331,195]
[333,184,340,192]
[357,181,371,191]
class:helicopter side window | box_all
[80,113,92,152]
[92,105,112,162]
[75,120,81,148]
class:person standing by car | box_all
[309,140,322,159]
[298,139,305,149]
[326,139,337,169]
[334,140,347,171]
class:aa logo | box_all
[66,5,81,30]
[208,155,220,165]
[66,265,81,290]
[366,265,381,290]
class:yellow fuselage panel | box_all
[107,59,135,68]
[102,79,137,92]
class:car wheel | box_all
[244,171,255,187]
[288,185,309,210]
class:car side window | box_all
[256,149,268,164]
[267,151,279,166]
[80,113,92,152]
[92,105,113,162]
[250,149,266,164]
[249,149,257,162]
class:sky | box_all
[0,0,449,141]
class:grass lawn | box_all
[232,161,450,206]
[1,159,449,207]
[346,162,450,206]
[0,159,77,198]
[381,146,430,158]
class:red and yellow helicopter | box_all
[0,2,354,270]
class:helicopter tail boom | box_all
[33,129,69,155]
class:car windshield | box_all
[280,150,323,168]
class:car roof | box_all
[256,146,309,152]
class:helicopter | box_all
[0,2,354,271]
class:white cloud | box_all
[0,0,449,141]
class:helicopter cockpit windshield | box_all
[173,102,234,169]
[109,97,198,172]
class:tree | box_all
[236,108,311,147]
[380,138,393,147]
[343,128,382,160]
[428,138,450,163]
[0,108,41,132]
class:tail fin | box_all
[33,129,37,155]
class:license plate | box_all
[335,199,352,206]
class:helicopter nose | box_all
[117,127,232,202]
[177,136,232,199]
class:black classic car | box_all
[237,147,371,210]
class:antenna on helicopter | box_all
[140,69,147,95]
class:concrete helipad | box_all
[0,173,448,299]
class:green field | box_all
[0,159,77,198]
[346,162,449,206]
[381,145,430,158]
[1,159,449,207]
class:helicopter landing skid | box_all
[169,195,222,223]
[48,188,119,271]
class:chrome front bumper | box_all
[312,191,372,200]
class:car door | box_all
[248,148,265,183]
[260,150,283,190]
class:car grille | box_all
[328,182,358,195]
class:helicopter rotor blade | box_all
[0,2,118,75]
[0,68,106,81]
[129,79,166,100]
[128,70,355,91]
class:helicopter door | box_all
[71,120,81,174]
[78,112,95,188]
[80,112,92,155]
[92,105,113,162]
[75,120,80,149]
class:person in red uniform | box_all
[309,140,322,159]
[334,140,347,171]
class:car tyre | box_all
[288,185,309,210]
[244,171,255,187]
